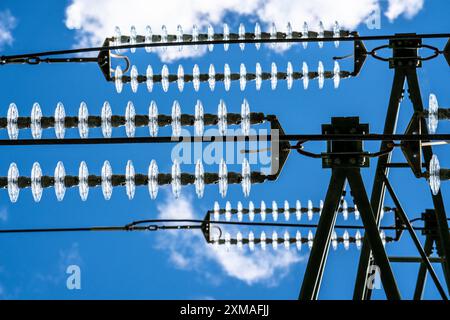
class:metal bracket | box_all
[352,35,368,76]
[421,209,444,257]
[200,211,211,244]
[443,38,450,66]
[267,116,291,180]
[97,39,112,81]
[400,116,423,178]
[422,209,439,238]
[394,211,404,241]
[321,117,370,168]
[389,34,422,69]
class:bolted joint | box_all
[321,117,370,168]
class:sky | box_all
[0,0,449,300]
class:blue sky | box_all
[0,0,449,299]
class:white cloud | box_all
[256,0,380,30]
[0,208,7,222]
[35,242,83,285]
[385,0,424,21]
[65,0,261,61]
[64,0,425,62]
[0,10,16,50]
[58,242,83,269]
[155,194,302,286]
